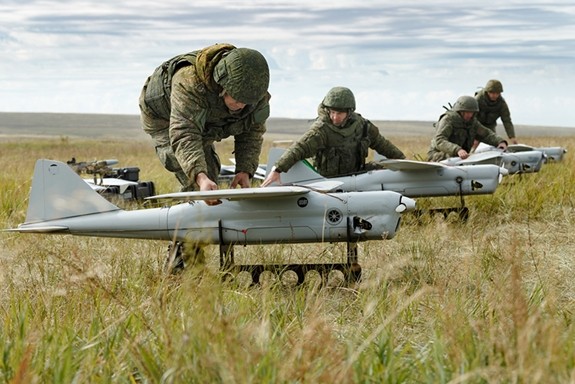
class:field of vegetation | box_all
[1,134,574,383]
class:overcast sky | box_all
[1,0,575,127]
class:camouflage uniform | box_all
[139,43,271,191]
[275,95,405,177]
[427,110,506,162]
[475,79,515,139]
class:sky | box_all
[1,0,575,127]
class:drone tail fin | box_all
[266,148,325,185]
[23,159,120,225]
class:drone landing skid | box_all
[413,176,470,221]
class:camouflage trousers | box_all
[152,140,221,192]
[139,90,220,191]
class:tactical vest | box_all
[314,117,370,177]
[143,44,235,120]
[433,101,454,128]
[443,111,476,151]
[475,90,503,129]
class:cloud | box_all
[1,0,574,127]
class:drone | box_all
[265,148,509,221]
[9,159,416,285]
[499,144,567,163]
[67,158,156,201]
[444,143,550,174]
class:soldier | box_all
[475,79,518,145]
[427,95,508,162]
[139,43,271,201]
[262,86,405,187]
[139,43,270,273]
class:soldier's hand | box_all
[196,172,221,206]
[457,149,469,159]
[261,170,281,187]
[497,141,508,151]
[230,172,251,189]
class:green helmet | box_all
[485,79,503,93]
[213,48,270,105]
[452,95,479,112]
[322,86,356,111]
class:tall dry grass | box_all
[1,135,574,383]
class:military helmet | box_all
[322,86,356,111]
[485,79,504,93]
[214,48,270,105]
[452,95,479,112]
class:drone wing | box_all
[375,159,451,171]
[442,151,504,166]
[148,186,311,201]
[506,144,535,152]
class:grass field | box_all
[1,128,574,382]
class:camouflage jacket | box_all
[275,106,405,177]
[475,89,515,139]
[427,110,506,161]
[141,44,270,181]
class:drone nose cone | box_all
[396,196,416,213]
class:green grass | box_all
[1,136,574,383]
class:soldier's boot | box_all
[165,241,206,274]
